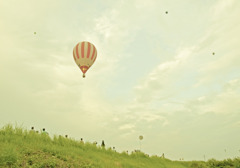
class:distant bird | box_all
[165,11,168,14]
[34,32,36,35]
[212,52,215,55]
[65,135,68,138]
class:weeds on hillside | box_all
[0,124,239,168]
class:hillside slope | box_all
[0,125,239,168]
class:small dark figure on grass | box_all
[101,140,105,148]
[30,126,35,132]
[42,128,49,135]
[80,138,84,144]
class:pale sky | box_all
[0,0,240,161]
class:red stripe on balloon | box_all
[93,56,97,62]
[76,43,80,59]
[81,42,85,58]
[91,46,96,60]
[73,50,76,61]
[87,42,91,58]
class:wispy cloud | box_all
[195,0,240,86]
[119,123,135,130]
[132,46,196,108]
[187,78,240,114]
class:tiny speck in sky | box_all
[34,32,36,35]
[165,11,168,14]
[212,52,215,55]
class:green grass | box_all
[0,124,239,168]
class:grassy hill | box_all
[0,125,239,168]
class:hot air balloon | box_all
[73,41,97,78]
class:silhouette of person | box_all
[42,128,49,135]
[30,126,35,132]
[101,140,105,148]
[93,141,97,145]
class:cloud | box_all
[128,0,240,115]
[133,46,196,106]
[195,0,240,86]
[139,113,169,126]
[119,123,135,130]
[186,78,240,114]
[212,0,236,17]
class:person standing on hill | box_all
[101,140,105,148]
[42,128,49,135]
[30,126,35,132]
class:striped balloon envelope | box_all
[73,41,97,78]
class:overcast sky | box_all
[0,0,240,161]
